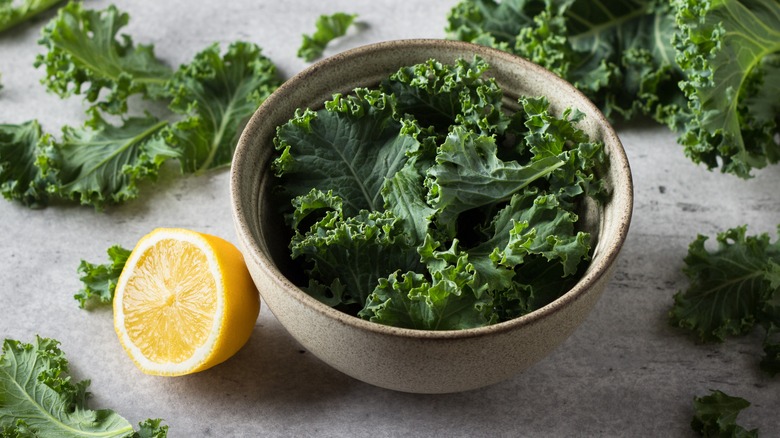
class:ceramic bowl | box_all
[230,39,633,394]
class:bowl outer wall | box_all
[230,39,633,393]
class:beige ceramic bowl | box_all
[230,39,633,394]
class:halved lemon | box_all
[113,228,260,376]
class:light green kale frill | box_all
[273,57,608,330]
[75,245,132,309]
[0,0,63,33]
[297,12,358,62]
[0,336,168,437]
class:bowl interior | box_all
[231,38,633,339]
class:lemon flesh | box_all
[114,228,259,376]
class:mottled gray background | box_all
[1,1,778,436]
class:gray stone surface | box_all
[1,1,778,436]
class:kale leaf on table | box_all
[674,0,780,178]
[273,57,607,330]
[35,1,173,115]
[691,390,758,437]
[38,111,176,208]
[165,41,281,173]
[0,336,168,437]
[670,225,780,376]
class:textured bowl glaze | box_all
[230,39,633,393]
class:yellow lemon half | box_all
[113,228,260,376]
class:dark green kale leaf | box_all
[671,225,780,374]
[38,110,177,209]
[0,336,167,437]
[425,125,566,235]
[75,244,131,309]
[674,0,780,178]
[691,390,758,438]
[359,239,497,330]
[274,88,417,216]
[0,120,49,208]
[381,155,437,245]
[297,12,358,62]
[290,203,421,309]
[35,1,172,115]
[165,41,281,173]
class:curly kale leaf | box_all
[35,1,172,114]
[0,0,62,33]
[274,89,417,216]
[671,225,780,341]
[75,244,131,309]
[382,57,510,136]
[165,41,281,173]
[691,390,758,438]
[426,125,566,234]
[446,0,684,124]
[132,419,168,438]
[38,110,176,209]
[290,205,421,309]
[671,225,780,374]
[297,12,358,62]
[0,336,167,437]
[0,121,49,208]
[381,155,437,245]
[674,0,780,178]
[359,239,497,330]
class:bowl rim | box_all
[231,38,634,341]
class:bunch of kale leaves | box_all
[447,0,780,179]
[272,57,609,330]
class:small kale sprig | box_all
[297,12,359,62]
[75,244,132,309]
[691,390,758,437]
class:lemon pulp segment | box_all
[122,238,218,364]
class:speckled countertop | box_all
[1,1,778,436]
